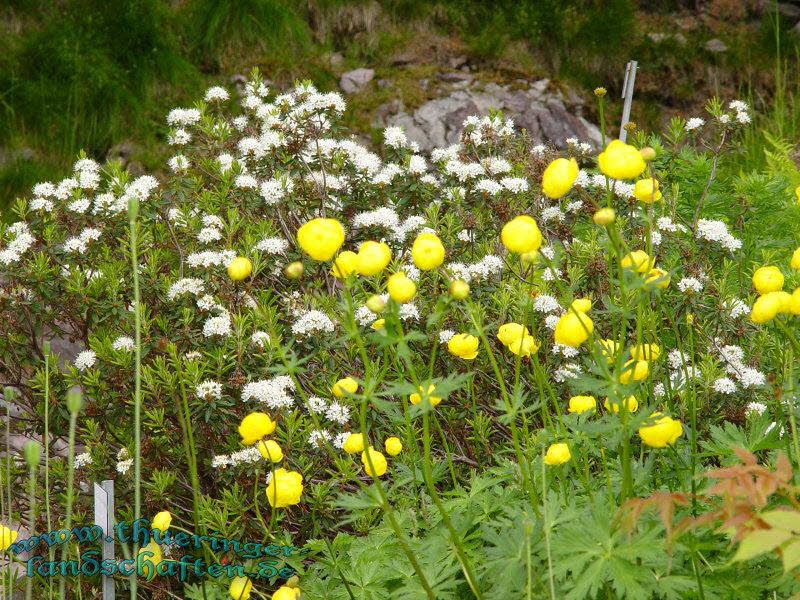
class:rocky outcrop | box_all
[374,79,602,152]
[340,68,375,94]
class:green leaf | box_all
[732,529,791,562]
[760,510,800,533]
[782,539,800,572]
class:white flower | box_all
[197,227,222,244]
[308,430,332,448]
[196,380,223,400]
[235,174,258,189]
[677,277,703,293]
[501,177,528,193]
[553,363,582,382]
[212,446,261,469]
[438,330,455,344]
[408,155,427,175]
[541,207,565,223]
[457,230,472,242]
[475,179,503,195]
[168,155,190,172]
[74,350,97,371]
[325,401,350,425]
[685,117,705,131]
[291,310,336,336]
[307,396,328,414]
[533,295,561,313]
[112,336,135,352]
[0,222,35,265]
[203,312,232,337]
[332,432,350,449]
[654,383,666,397]
[187,250,237,268]
[241,375,295,410]
[204,86,229,102]
[167,278,205,300]
[696,219,741,252]
[259,178,293,205]
[726,298,749,319]
[168,128,191,146]
[745,401,767,417]
[251,331,271,348]
[166,108,201,126]
[63,228,102,254]
[544,315,560,330]
[383,126,409,148]
[713,377,737,394]
[74,452,93,469]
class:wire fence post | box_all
[93,480,115,600]
[619,60,638,142]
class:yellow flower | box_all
[541,157,579,199]
[361,447,388,477]
[239,412,276,445]
[230,576,253,599]
[501,216,542,254]
[645,267,670,289]
[750,292,783,324]
[356,241,392,276]
[604,396,639,414]
[265,468,304,508]
[284,261,304,279]
[792,247,800,270]
[0,525,18,552]
[137,541,162,580]
[621,250,654,273]
[543,443,571,465]
[342,433,365,454]
[410,384,441,407]
[387,272,416,304]
[619,359,649,384]
[272,586,301,600]
[331,251,358,278]
[598,338,620,363]
[257,439,283,463]
[508,335,539,356]
[554,311,594,347]
[638,414,683,448]
[449,279,470,299]
[593,207,616,226]
[366,294,385,313]
[297,218,345,261]
[371,318,385,330]
[568,395,596,414]
[796,184,800,204]
[447,333,479,359]
[597,139,646,179]
[570,297,591,313]
[774,291,793,313]
[630,343,660,361]
[227,257,253,281]
[632,178,662,203]
[332,377,358,397]
[752,266,784,294]
[411,233,445,270]
[151,511,171,533]
[497,322,529,346]
[385,437,403,456]
[790,288,800,315]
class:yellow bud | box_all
[385,436,403,456]
[366,295,385,313]
[593,207,616,226]
[284,261,304,279]
[227,257,253,281]
[449,279,470,299]
[640,147,656,161]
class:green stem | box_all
[58,390,81,600]
[129,197,142,600]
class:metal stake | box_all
[93,480,115,599]
[619,60,638,142]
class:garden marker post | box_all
[93,480,115,599]
[619,60,638,142]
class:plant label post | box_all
[619,60,638,142]
[93,480,115,600]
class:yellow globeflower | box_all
[593,207,616,226]
[645,267,670,289]
[543,443,571,465]
[792,247,800,270]
[356,241,392,276]
[796,184,800,205]
[497,322,529,347]
[239,412,276,445]
[385,437,403,456]
[752,266,784,294]
[621,250,654,273]
[265,468,304,508]
[619,359,649,384]
[272,586,301,600]
[597,139,646,180]
[230,576,253,600]
[501,216,542,254]
[361,447,388,477]
[151,511,171,533]
[331,251,358,278]
[387,272,417,304]
[774,291,793,313]
[366,294,385,313]
[630,343,661,361]
[297,218,345,261]
[447,333,479,360]
[342,432,365,454]
[508,335,539,357]
[227,257,253,281]
[257,439,283,463]
[371,318,385,330]
[284,261,304,279]
[449,279,470,299]
[137,541,162,580]
[568,395,597,414]
[332,377,359,398]
[638,414,683,448]
[598,338,620,364]
[554,311,594,347]
[541,157,579,199]
[570,297,591,313]
[750,292,783,324]
[632,178,662,203]
[789,288,800,315]
[604,396,639,414]
[411,233,446,270]
[0,525,18,552]
[410,384,441,407]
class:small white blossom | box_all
[196,380,223,400]
[74,350,97,371]
[112,336,135,352]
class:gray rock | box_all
[705,39,728,53]
[449,55,468,69]
[390,51,415,66]
[439,72,473,82]
[377,79,601,152]
[340,68,375,94]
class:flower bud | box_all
[640,147,656,161]
[127,196,139,221]
[284,261,304,279]
[594,87,607,97]
[23,440,41,468]
[66,386,83,414]
[521,250,540,264]
[449,279,470,300]
[593,207,616,226]
[366,295,385,314]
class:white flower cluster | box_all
[196,380,223,400]
[716,342,766,389]
[202,310,232,338]
[241,375,295,410]
[656,217,687,234]
[74,350,97,371]
[0,223,35,265]
[685,117,705,132]
[291,310,336,336]
[187,250,237,269]
[116,448,133,475]
[167,278,205,300]
[462,115,515,147]
[383,126,420,152]
[725,298,750,319]
[447,255,504,283]
[74,452,93,469]
[695,219,741,252]
[211,446,262,469]
[112,336,135,352]
[351,207,426,242]
[438,330,455,344]
[533,295,562,313]
[250,331,270,348]
[677,277,703,293]
[727,100,751,125]
[63,228,102,254]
